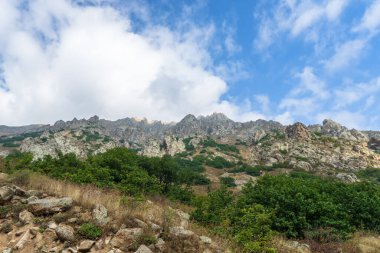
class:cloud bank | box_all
[0,0,263,125]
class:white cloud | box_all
[334,77,380,109]
[324,39,366,72]
[326,0,348,20]
[0,0,262,125]
[254,0,349,50]
[354,0,380,34]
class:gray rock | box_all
[19,210,34,224]
[78,240,95,252]
[110,228,143,249]
[135,245,153,253]
[0,186,14,201]
[2,248,12,253]
[169,227,194,238]
[92,204,109,226]
[56,224,75,242]
[28,197,73,215]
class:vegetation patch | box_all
[78,222,102,240]
[201,138,239,154]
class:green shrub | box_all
[202,138,239,154]
[0,206,10,219]
[220,177,236,187]
[78,223,102,239]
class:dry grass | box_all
[10,172,169,226]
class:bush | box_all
[220,177,236,187]
[202,138,239,154]
[78,223,102,239]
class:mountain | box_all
[0,113,379,178]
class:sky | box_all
[0,0,380,129]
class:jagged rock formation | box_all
[286,122,310,140]
[0,113,378,173]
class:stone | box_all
[26,196,38,203]
[78,240,95,252]
[110,228,143,249]
[19,210,34,224]
[169,226,194,238]
[14,229,30,250]
[155,238,165,251]
[28,197,73,215]
[56,224,75,242]
[336,173,360,183]
[286,123,310,140]
[134,218,148,228]
[2,248,12,253]
[135,245,153,253]
[48,221,58,230]
[200,236,212,244]
[62,248,77,253]
[0,186,14,202]
[92,204,109,226]
[94,239,104,250]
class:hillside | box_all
[1,114,380,253]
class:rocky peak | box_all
[88,115,100,123]
[286,122,310,140]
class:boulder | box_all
[135,245,153,253]
[336,173,360,183]
[14,229,31,250]
[155,238,166,251]
[199,236,212,244]
[78,240,95,252]
[92,204,109,226]
[19,210,34,224]
[0,186,14,202]
[28,197,73,215]
[169,227,195,238]
[110,228,143,249]
[56,224,75,242]
[286,123,310,140]
[2,248,12,253]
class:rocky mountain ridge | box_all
[1,113,379,175]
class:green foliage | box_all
[183,137,195,151]
[240,175,380,238]
[5,148,202,202]
[192,187,274,252]
[0,205,10,219]
[78,223,102,239]
[231,164,274,176]
[220,176,236,187]
[202,138,239,154]
[205,156,235,169]
[0,132,42,147]
[356,168,380,183]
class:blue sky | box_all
[0,0,380,129]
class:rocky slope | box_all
[0,113,379,176]
[0,174,223,253]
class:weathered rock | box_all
[78,240,95,252]
[0,186,14,201]
[19,210,34,224]
[92,204,109,226]
[2,248,12,253]
[62,248,77,253]
[48,221,58,230]
[286,123,310,140]
[14,229,31,250]
[200,236,212,244]
[28,197,73,215]
[336,173,360,183]
[56,224,75,242]
[135,245,153,253]
[155,238,166,251]
[169,226,195,238]
[110,228,143,249]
